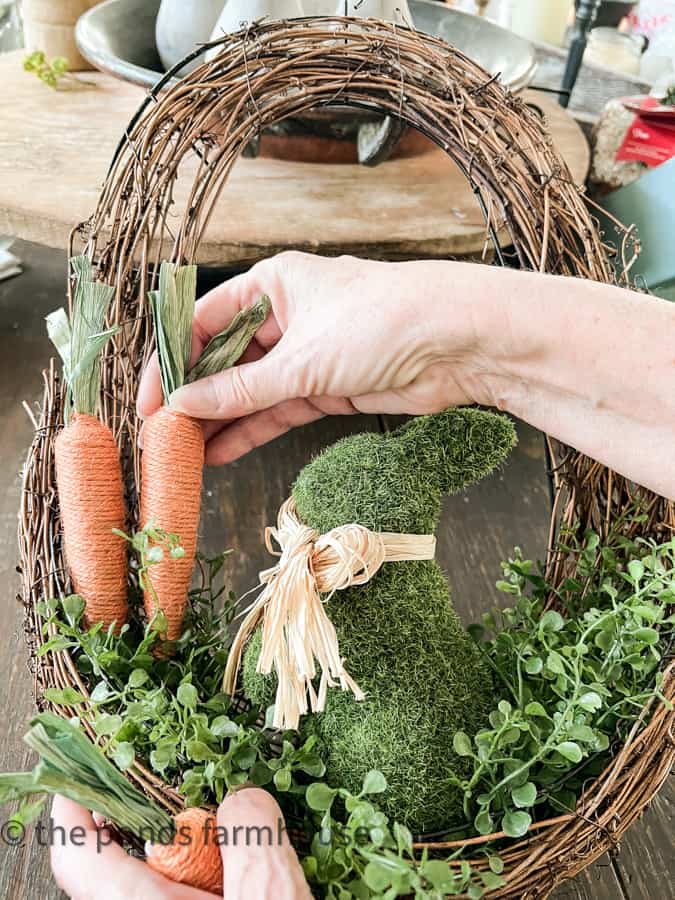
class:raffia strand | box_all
[223,498,436,730]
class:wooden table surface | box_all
[0,242,671,898]
[0,50,590,266]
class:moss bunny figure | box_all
[242,408,516,832]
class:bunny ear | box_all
[396,408,517,496]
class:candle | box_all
[509,0,573,47]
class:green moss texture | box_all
[242,409,517,832]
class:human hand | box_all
[137,252,491,464]
[50,789,312,899]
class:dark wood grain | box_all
[609,779,674,900]
[0,242,670,899]
[0,240,67,900]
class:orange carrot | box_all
[141,406,204,641]
[4,715,221,895]
[141,263,269,645]
[55,414,127,630]
[147,808,222,894]
[48,258,127,632]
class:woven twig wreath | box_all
[19,17,674,898]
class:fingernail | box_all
[144,840,154,858]
[169,383,213,419]
[168,385,191,414]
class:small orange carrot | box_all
[141,406,204,641]
[48,257,127,631]
[146,807,222,894]
[1,714,221,894]
[141,262,269,646]
[55,414,127,629]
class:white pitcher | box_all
[209,0,307,40]
[208,0,411,43]
[155,0,225,74]
[334,1,411,25]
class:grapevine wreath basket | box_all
[17,16,674,900]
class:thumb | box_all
[169,354,294,420]
[218,788,311,899]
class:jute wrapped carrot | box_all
[142,262,270,646]
[0,713,223,893]
[146,807,222,893]
[47,257,127,631]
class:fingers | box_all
[218,789,311,900]
[136,351,163,421]
[204,399,327,465]
[137,265,284,421]
[169,350,294,421]
[49,796,134,900]
[49,797,215,900]
[193,269,284,351]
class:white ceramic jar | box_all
[155,0,225,74]
[585,27,643,76]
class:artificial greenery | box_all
[243,409,518,832]
[21,517,673,899]
[46,256,117,421]
[23,50,69,89]
[450,531,674,840]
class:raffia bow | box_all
[223,497,437,730]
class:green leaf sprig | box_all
[302,770,506,898]
[452,531,674,839]
[23,50,69,89]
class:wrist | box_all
[428,262,536,410]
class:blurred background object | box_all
[631,0,675,93]
[595,1,637,28]
[509,0,573,47]
[0,1,21,52]
[590,98,646,188]
[595,157,675,301]
[155,0,223,75]
[21,0,98,70]
[76,0,537,165]
[585,26,643,75]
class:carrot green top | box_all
[46,256,117,421]
[149,262,197,406]
[0,713,173,840]
[149,261,271,406]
